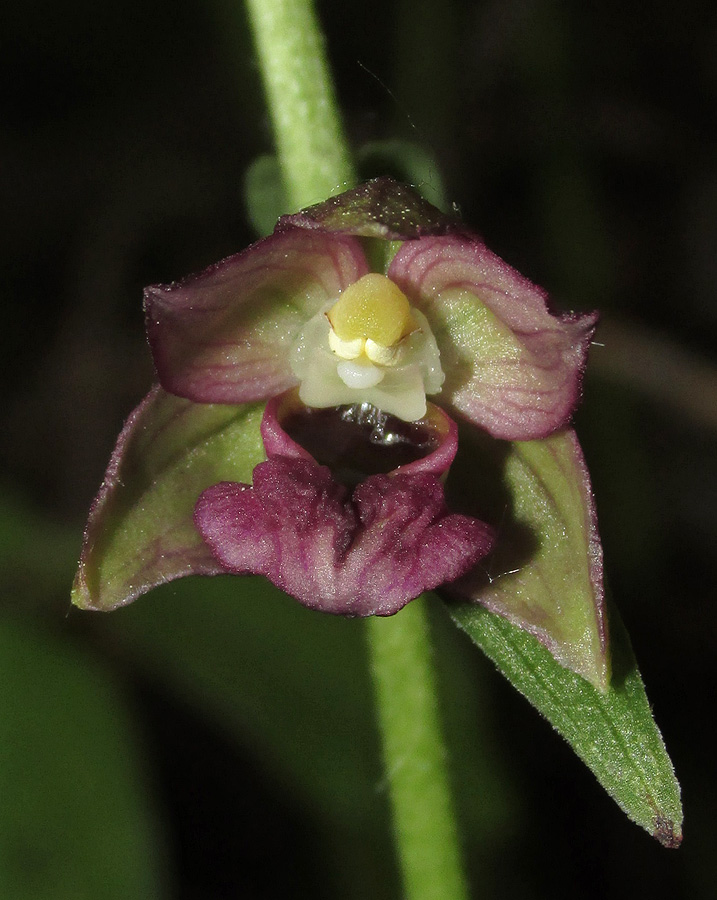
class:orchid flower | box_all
[73,179,606,685]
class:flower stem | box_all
[243,0,357,211]
[244,3,469,895]
[367,598,469,900]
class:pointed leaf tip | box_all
[447,599,682,845]
[654,815,682,849]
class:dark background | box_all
[2,0,716,897]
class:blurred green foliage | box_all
[0,614,166,899]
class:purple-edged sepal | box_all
[71,387,266,611]
[277,177,464,240]
[447,428,608,689]
[388,235,597,440]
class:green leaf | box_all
[72,387,265,611]
[448,428,608,689]
[448,599,682,847]
[0,616,167,898]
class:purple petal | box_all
[145,229,369,404]
[277,177,465,240]
[388,235,598,440]
[195,459,494,617]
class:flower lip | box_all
[261,389,459,485]
[195,457,495,617]
[194,389,489,618]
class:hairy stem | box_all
[244,0,357,211]
[367,598,469,900]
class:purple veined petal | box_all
[145,229,370,404]
[388,235,598,440]
[260,389,460,478]
[195,458,494,617]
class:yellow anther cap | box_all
[327,274,412,346]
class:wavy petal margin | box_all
[446,427,607,689]
[388,235,597,440]
[72,387,265,611]
[145,230,369,404]
[195,458,494,617]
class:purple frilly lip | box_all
[194,393,494,616]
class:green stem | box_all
[244,0,357,211]
[367,598,469,900]
[244,3,468,895]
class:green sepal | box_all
[72,386,265,611]
[448,599,682,848]
[447,428,608,689]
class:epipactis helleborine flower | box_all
[73,179,607,684]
